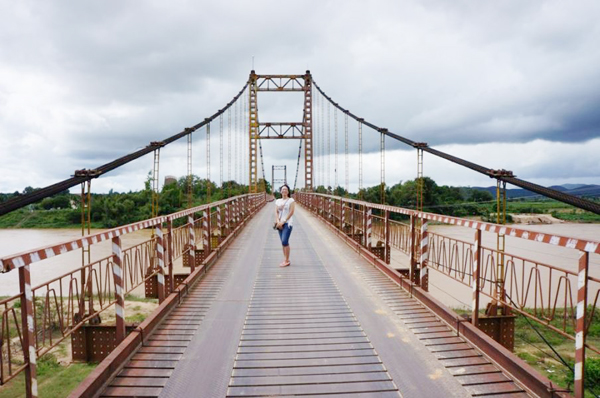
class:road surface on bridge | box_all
[98,205,531,398]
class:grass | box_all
[513,308,600,397]
[455,306,600,397]
[0,353,96,398]
[0,293,157,397]
[552,210,600,223]
[124,294,158,303]
[125,312,148,323]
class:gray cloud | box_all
[0,0,599,193]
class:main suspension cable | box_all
[312,80,600,214]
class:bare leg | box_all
[284,246,290,263]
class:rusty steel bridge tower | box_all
[248,70,313,193]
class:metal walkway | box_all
[98,205,532,398]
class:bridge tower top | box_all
[247,70,313,193]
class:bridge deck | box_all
[99,205,531,398]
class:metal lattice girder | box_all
[256,75,306,91]
[249,72,259,192]
[258,123,305,139]
[249,71,313,192]
[303,72,313,191]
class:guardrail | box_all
[0,193,266,398]
[296,192,599,398]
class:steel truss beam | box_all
[258,123,304,139]
[256,75,305,91]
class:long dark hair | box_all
[280,184,292,198]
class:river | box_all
[0,228,153,297]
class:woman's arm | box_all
[284,202,296,222]
[274,204,280,223]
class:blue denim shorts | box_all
[278,223,293,246]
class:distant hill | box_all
[468,184,600,199]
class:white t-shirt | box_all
[275,198,295,226]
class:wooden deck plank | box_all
[233,355,382,369]
[229,371,391,386]
[110,377,168,387]
[237,342,374,354]
[236,348,375,361]
[226,381,398,396]
[117,368,173,378]
[101,387,162,397]
[464,381,524,396]
[455,372,511,386]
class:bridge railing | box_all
[0,193,265,397]
[297,191,600,398]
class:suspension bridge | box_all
[0,71,599,398]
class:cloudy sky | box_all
[1,0,599,194]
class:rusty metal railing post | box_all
[167,217,174,293]
[384,210,390,264]
[341,198,345,232]
[351,204,356,245]
[155,225,165,303]
[111,235,126,343]
[575,250,589,398]
[232,200,236,228]
[19,265,38,398]
[409,214,417,284]
[203,208,210,256]
[242,197,246,221]
[366,207,372,249]
[224,202,230,237]
[420,218,429,291]
[472,229,481,327]
[188,215,195,272]
[217,205,222,244]
[317,196,320,218]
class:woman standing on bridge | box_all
[275,184,295,267]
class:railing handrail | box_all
[311,192,600,254]
[0,194,260,273]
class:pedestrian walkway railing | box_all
[0,193,266,398]
[296,192,600,398]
